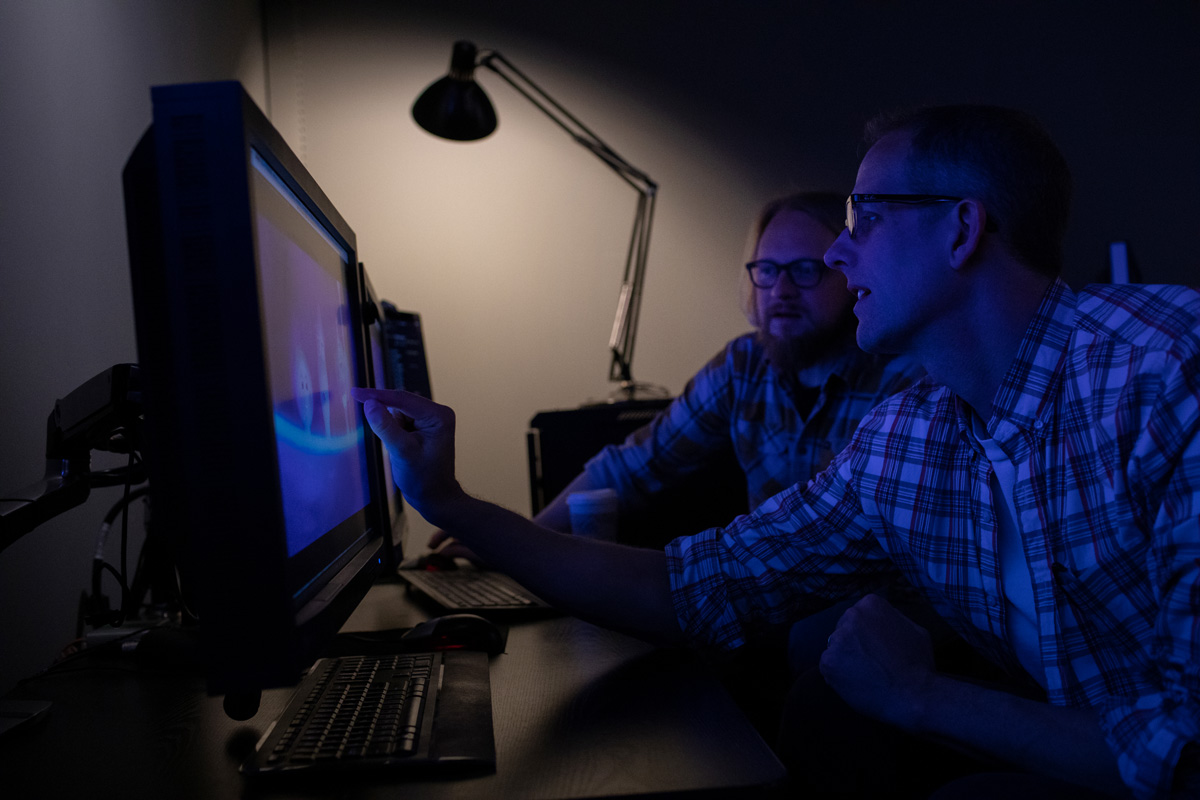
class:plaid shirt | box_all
[666,281,1200,799]
[584,333,923,511]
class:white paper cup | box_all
[566,488,619,541]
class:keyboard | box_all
[398,569,554,614]
[243,650,495,776]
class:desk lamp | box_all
[412,40,664,401]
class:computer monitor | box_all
[123,81,384,718]
[380,303,433,400]
[358,264,405,567]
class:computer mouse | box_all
[400,614,505,656]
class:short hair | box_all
[740,191,845,327]
[865,105,1072,277]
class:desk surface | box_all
[0,581,785,799]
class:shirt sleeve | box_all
[664,429,900,653]
[1098,340,1200,799]
[583,341,743,513]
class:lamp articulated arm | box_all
[413,41,662,397]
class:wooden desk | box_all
[0,582,785,798]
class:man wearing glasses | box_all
[357,104,1199,798]
[429,194,922,612]
[526,191,921,542]
[428,192,926,704]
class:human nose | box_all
[770,269,801,296]
[824,229,852,275]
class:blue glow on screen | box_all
[250,150,370,557]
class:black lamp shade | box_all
[412,75,498,141]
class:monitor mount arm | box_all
[0,364,145,554]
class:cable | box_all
[89,456,146,489]
[96,561,131,625]
[100,485,150,526]
[19,618,173,688]
[120,453,132,596]
[88,473,150,626]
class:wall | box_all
[262,1,765,545]
[262,0,1200,545]
[0,0,264,694]
[1,0,1197,695]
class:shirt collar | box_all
[762,337,867,390]
[818,347,886,390]
[964,278,1076,442]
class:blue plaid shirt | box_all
[667,281,1200,799]
[584,334,923,511]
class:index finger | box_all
[351,387,437,415]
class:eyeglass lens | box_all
[747,259,823,288]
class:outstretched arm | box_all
[352,387,683,643]
[426,469,598,560]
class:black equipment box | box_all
[527,400,748,548]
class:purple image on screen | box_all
[250,153,370,557]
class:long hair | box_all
[740,191,845,327]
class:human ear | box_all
[947,199,988,271]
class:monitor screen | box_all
[123,81,383,717]
[251,151,369,561]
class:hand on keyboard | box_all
[425,530,486,565]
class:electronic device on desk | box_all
[358,266,406,572]
[242,650,494,776]
[528,402,748,550]
[380,304,433,402]
[331,613,507,657]
[371,305,554,617]
[122,80,494,774]
[398,565,554,617]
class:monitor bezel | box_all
[124,81,383,703]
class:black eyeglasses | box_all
[844,194,963,239]
[745,258,826,289]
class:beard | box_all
[758,310,860,375]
